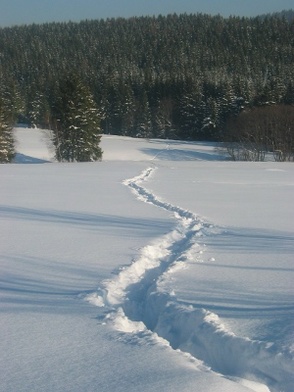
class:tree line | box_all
[0,11,293,162]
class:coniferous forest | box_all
[0,11,294,161]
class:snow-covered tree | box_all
[0,112,14,163]
[28,91,51,129]
[0,90,15,163]
[52,75,103,162]
[152,97,175,139]
[134,89,152,138]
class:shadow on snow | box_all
[0,205,171,236]
[13,153,51,164]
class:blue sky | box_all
[0,0,293,27]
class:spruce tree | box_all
[0,90,15,163]
[0,113,14,163]
[52,75,103,162]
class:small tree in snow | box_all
[52,75,103,162]
[0,112,14,163]
[0,91,15,163]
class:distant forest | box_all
[0,10,294,141]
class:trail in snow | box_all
[86,167,293,392]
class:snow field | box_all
[87,165,293,392]
[1,129,293,392]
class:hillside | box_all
[1,12,294,140]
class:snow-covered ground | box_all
[0,127,293,392]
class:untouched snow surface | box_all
[0,127,293,392]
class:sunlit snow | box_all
[0,127,293,392]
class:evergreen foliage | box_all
[52,75,102,162]
[0,109,14,163]
[0,11,293,141]
[0,85,16,162]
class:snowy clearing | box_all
[0,127,293,392]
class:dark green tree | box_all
[52,75,103,162]
[28,91,51,128]
[0,80,19,163]
[0,92,15,163]
[133,89,152,138]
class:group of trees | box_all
[0,11,293,161]
[224,105,294,161]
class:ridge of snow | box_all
[86,167,294,392]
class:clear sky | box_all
[0,0,293,28]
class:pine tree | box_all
[28,91,51,129]
[0,104,15,163]
[52,75,103,162]
[0,87,15,163]
[134,89,152,138]
[151,97,174,139]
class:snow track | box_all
[87,167,293,392]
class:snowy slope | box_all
[13,126,55,163]
[0,127,293,392]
